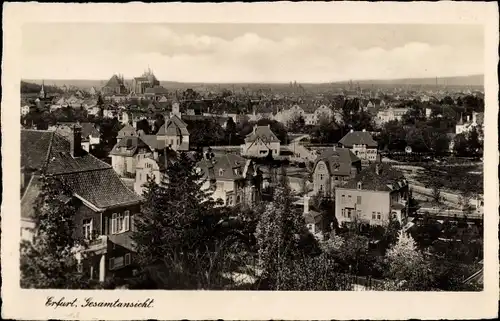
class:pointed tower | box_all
[39,80,46,99]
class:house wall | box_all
[313,160,330,195]
[242,139,280,157]
[335,188,391,226]
[73,203,103,240]
[350,145,378,162]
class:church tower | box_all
[39,80,46,99]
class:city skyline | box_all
[22,23,484,83]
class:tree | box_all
[224,117,238,145]
[453,133,469,156]
[385,231,432,290]
[255,178,307,290]
[20,176,91,289]
[132,152,228,289]
[288,114,306,133]
[153,114,166,134]
[377,120,407,151]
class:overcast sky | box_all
[21,23,484,83]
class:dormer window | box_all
[357,182,362,190]
[219,168,225,176]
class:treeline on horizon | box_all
[21,81,64,94]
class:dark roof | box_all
[304,210,322,224]
[21,175,42,219]
[58,168,141,209]
[21,130,109,174]
[110,136,152,157]
[313,147,360,176]
[157,115,189,136]
[343,163,406,192]
[144,86,169,95]
[244,125,280,143]
[117,124,137,138]
[197,154,252,181]
[339,131,378,148]
[54,122,99,140]
[21,129,142,210]
[104,75,125,88]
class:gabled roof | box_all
[104,74,125,88]
[339,131,378,148]
[21,130,142,210]
[110,136,151,156]
[343,163,406,192]
[21,130,109,174]
[197,154,251,181]
[157,115,189,136]
[314,147,360,176]
[53,122,99,140]
[117,124,137,138]
[244,125,280,143]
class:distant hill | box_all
[23,74,483,90]
[335,74,484,87]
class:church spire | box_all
[39,80,46,99]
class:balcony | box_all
[84,235,108,254]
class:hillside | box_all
[22,74,484,91]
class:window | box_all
[83,219,93,240]
[236,195,241,204]
[357,182,362,190]
[357,196,362,204]
[124,253,131,266]
[320,174,325,180]
[341,209,345,217]
[372,211,376,220]
[112,212,129,234]
[377,212,381,220]
[320,185,324,191]
[346,208,352,218]
[348,195,352,199]
[219,168,225,176]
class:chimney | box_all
[332,145,336,151]
[71,125,82,157]
[303,195,310,214]
[375,163,380,175]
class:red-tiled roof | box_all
[339,131,378,148]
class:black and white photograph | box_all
[2,2,498,320]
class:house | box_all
[312,146,362,197]
[375,107,408,126]
[241,124,280,158]
[102,74,128,96]
[456,112,484,135]
[117,124,138,143]
[302,195,323,237]
[335,162,409,227]
[21,128,143,282]
[49,122,101,152]
[314,105,334,124]
[196,153,261,207]
[110,136,153,177]
[133,149,178,196]
[155,115,190,151]
[339,129,378,162]
[144,86,169,101]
